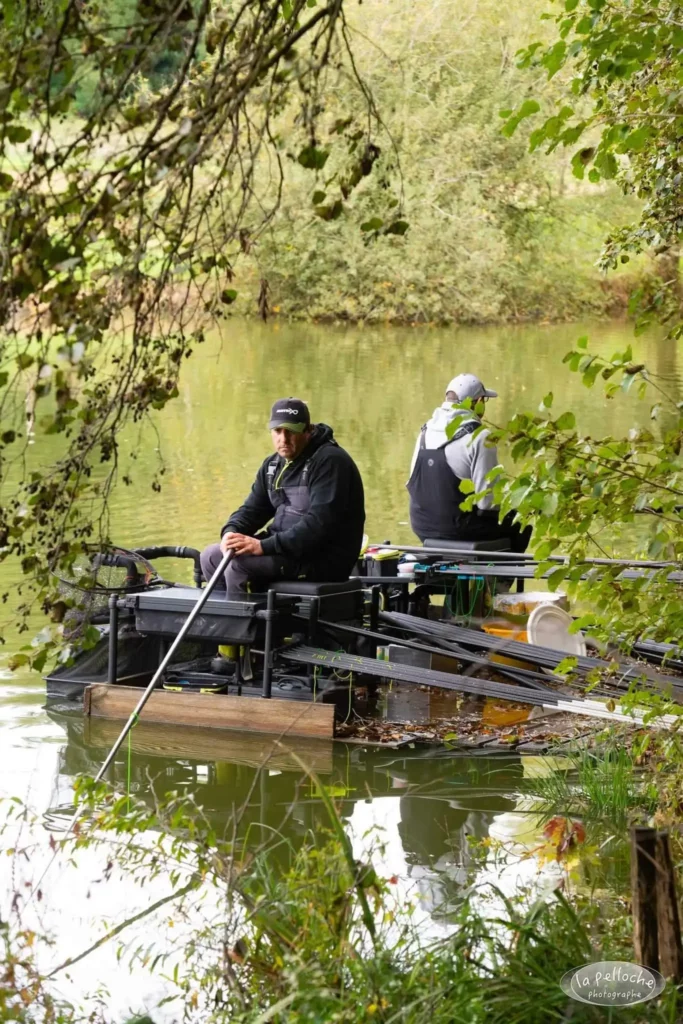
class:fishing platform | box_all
[45,541,683,744]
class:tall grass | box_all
[526,743,658,833]
[3,772,679,1022]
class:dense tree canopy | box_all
[0,0,391,642]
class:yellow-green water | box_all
[0,318,658,1013]
[1,317,677,799]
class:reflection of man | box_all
[200,397,365,596]
[407,373,531,552]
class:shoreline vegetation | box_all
[232,0,648,327]
[4,737,683,1024]
[57,0,651,329]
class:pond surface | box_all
[0,318,671,1014]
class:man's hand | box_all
[220,532,263,556]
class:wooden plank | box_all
[84,684,335,740]
[83,716,334,774]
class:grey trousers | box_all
[200,542,299,597]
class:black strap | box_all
[419,419,479,452]
[438,419,479,449]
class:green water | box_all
[0,318,657,1013]
[1,316,677,801]
[1,317,677,808]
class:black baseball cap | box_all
[268,397,310,433]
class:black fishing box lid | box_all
[127,587,264,644]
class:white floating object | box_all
[527,603,587,659]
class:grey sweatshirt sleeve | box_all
[444,428,500,510]
[408,431,421,478]
[467,429,500,510]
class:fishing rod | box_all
[27,549,235,902]
[92,549,234,783]
[68,549,235,826]
[367,543,683,571]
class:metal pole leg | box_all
[107,595,119,686]
[262,589,276,699]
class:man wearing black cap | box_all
[200,398,365,595]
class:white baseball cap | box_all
[445,373,498,401]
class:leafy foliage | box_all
[489,339,683,643]
[248,0,639,325]
[7,780,680,1023]
[486,0,683,647]
[503,0,683,331]
[0,0,387,640]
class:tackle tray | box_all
[127,586,265,644]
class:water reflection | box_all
[46,710,524,911]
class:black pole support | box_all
[307,596,320,691]
[107,595,119,686]
[369,585,380,635]
[261,589,277,699]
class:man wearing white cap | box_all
[407,373,531,551]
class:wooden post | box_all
[631,826,683,981]
[631,827,660,970]
[655,830,683,983]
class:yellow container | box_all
[482,623,538,671]
[492,591,568,618]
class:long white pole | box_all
[91,549,234,783]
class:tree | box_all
[503,0,683,331]
[491,0,683,645]
[0,0,386,644]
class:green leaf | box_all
[314,200,343,221]
[297,146,329,170]
[518,98,541,120]
[546,567,569,591]
[5,124,31,144]
[360,217,384,232]
[384,220,409,236]
[554,411,576,431]
[502,98,541,138]
[542,391,553,408]
[31,649,47,674]
[312,190,326,205]
[16,353,34,370]
[220,289,237,304]
[621,126,651,153]
[7,653,30,670]
[459,479,475,494]
[576,335,588,349]
[543,40,566,78]
[542,492,558,516]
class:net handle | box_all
[133,545,203,588]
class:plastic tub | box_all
[482,622,538,671]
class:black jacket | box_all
[221,424,365,579]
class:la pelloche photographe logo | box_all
[561,961,666,1007]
